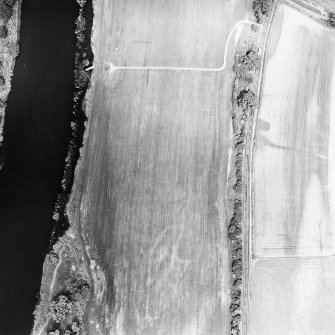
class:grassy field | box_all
[66,0,252,334]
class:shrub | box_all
[48,330,61,335]
[70,320,81,334]
[49,295,72,324]
[327,12,335,28]
[237,90,257,110]
[233,46,261,77]
[0,76,5,87]
[0,25,7,38]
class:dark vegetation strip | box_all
[35,1,94,334]
[0,0,16,46]
[253,0,335,27]
[0,0,20,149]
[252,0,274,23]
[0,0,17,63]
[229,46,260,335]
[323,10,335,27]
[51,0,93,243]
[41,235,93,335]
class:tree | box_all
[237,90,257,110]
[233,46,261,77]
[0,25,8,38]
[0,0,16,22]
[0,76,5,87]
[48,331,60,335]
[49,295,72,324]
[327,12,335,28]
[252,0,274,23]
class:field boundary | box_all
[243,0,281,334]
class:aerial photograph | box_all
[0,0,334,334]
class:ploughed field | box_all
[73,70,232,335]
[67,0,249,334]
[250,2,335,334]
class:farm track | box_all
[105,21,261,73]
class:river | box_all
[0,0,78,333]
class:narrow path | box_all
[48,245,66,298]
[36,244,66,335]
[106,20,262,73]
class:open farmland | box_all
[92,0,249,68]
[250,257,335,335]
[71,70,232,335]
[253,3,335,258]
[65,0,252,334]
[249,2,335,334]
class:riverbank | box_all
[0,0,81,332]
[30,1,94,334]
[0,0,21,143]
[31,227,92,335]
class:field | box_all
[67,0,252,334]
[253,3,335,258]
[250,257,335,335]
[72,70,231,334]
[92,0,249,68]
[249,2,335,334]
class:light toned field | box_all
[253,3,335,258]
[250,257,335,335]
[68,0,251,334]
[249,2,335,335]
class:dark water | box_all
[0,1,78,334]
